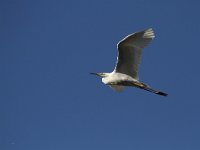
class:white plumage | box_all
[91,28,167,96]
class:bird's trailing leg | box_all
[142,86,168,96]
[134,81,168,96]
[108,81,168,96]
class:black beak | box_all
[90,73,99,76]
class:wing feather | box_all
[114,28,155,80]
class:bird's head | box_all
[90,72,109,78]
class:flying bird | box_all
[91,28,168,96]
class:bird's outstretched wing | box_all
[114,28,155,80]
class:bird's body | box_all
[91,28,168,96]
[102,72,137,85]
[102,72,136,91]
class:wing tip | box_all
[143,28,155,39]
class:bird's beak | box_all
[90,72,100,76]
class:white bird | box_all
[91,28,167,96]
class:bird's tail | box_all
[134,82,168,96]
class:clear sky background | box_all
[1,0,200,150]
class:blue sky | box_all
[1,0,200,150]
